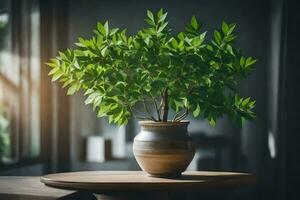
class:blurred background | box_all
[0,0,299,199]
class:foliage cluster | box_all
[47,9,256,126]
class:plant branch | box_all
[174,108,189,121]
[128,106,152,120]
[129,106,153,121]
[143,98,158,121]
[150,95,161,121]
[158,97,163,118]
[161,88,169,122]
[172,109,185,121]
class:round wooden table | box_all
[41,171,256,200]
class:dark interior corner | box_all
[0,0,300,199]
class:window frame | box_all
[0,0,71,173]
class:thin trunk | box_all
[172,110,185,121]
[175,108,189,121]
[151,96,161,121]
[142,98,157,121]
[162,88,169,122]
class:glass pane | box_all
[0,0,41,163]
[29,2,40,157]
[0,0,19,85]
[0,0,15,163]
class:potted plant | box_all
[47,9,256,177]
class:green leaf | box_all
[193,104,201,117]
[110,28,119,36]
[227,23,236,35]
[75,42,86,47]
[208,117,216,127]
[118,116,128,126]
[240,56,245,67]
[104,21,109,36]
[85,92,101,105]
[225,34,237,43]
[158,12,168,23]
[48,67,60,76]
[192,32,206,47]
[51,71,64,82]
[97,22,106,35]
[242,97,250,106]
[222,21,229,35]
[226,44,234,55]
[46,61,58,68]
[200,31,207,40]
[206,44,213,51]
[245,57,257,67]
[115,107,124,119]
[248,100,256,108]
[97,109,107,117]
[93,95,103,109]
[145,19,155,26]
[99,103,112,114]
[177,32,185,40]
[84,89,94,96]
[67,83,80,95]
[106,104,122,115]
[101,46,108,56]
[173,100,184,111]
[171,38,178,48]
[62,79,74,88]
[157,8,163,17]
[58,51,68,61]
[190,16,198,30]
[157,22,168,33]
[147,10,155,22]
[144,37,150,45]
[214,30,222,45]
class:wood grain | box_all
[41,171,256,192]
[0,176,74,200]
[0,172,256,200]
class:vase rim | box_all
[138,120,190,126]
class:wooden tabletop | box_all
[0,176,74,200]
[0,171,256,200]
[41,171,256,192]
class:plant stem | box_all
[158,97,163,118]
[175,108,189,121]
[143,98,157,121]
[151,95,161,121]
[162,88,169,122]
[172,110,185,121]
[129,106,153,121]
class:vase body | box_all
[133,120,195,177]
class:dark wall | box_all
[282,0,300,199]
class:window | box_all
[0,0,41,164]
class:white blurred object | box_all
[187,151,200,171]
[0,13,9,27]
[86,136,111,162]
[111,126,126,158]
[268,130,276,159]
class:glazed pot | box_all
[133,120,195,177]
